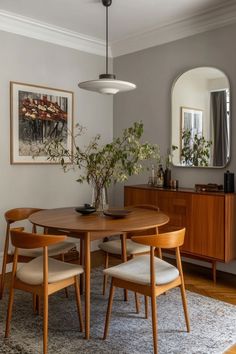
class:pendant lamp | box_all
[78,0,136,95]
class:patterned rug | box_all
[0,267,236,354]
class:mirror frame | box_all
[171,66,231,169]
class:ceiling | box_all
[0,0,235,56]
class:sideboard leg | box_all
[212,261,217,283]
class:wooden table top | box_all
[29,207,169,233]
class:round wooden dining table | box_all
[29,206,169,340]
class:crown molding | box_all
[1,2,236,59]
[111,0,236,57]
[0,10,111,57]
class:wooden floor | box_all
[93,250,236,354]
[2,250,236,353]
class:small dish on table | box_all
[75,204,96,215]
[103,209,132,218]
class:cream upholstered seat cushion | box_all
[11,241,76,258]
[99,239,150,256]
[104,255,179,285]
[16,256,83,285]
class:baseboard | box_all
[163,252,236,277]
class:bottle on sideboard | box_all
[164,168,171,188]
[157,164,164,188]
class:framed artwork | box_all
[10,82,74,164]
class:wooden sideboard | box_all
[124,185,236,281]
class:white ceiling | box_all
[0,0,236,56]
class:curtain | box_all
[211,90,228,166]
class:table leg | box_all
[84,232,91,339]
[121,232,128,301]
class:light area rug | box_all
[0,267,236,354]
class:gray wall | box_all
[0,30,113,252]
[113,23,236,274]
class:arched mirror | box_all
[171,67,230,168]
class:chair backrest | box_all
[132,228,185,249]
[3,208,44,258]
[10,230,68,290]
[132,228,185,289]
[5,208,43,224]
[10,229,67,249]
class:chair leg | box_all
[5,285,15,338]
[43,293,49,354]
[34,295,41,315]
[61,254,69,298]
[151,295,158,354]
[145,296,149,319]
[180,284,190,332]
[33,294,37,314]
[74,276,84,333]
[124,289,128,301]
[37,296,42,315]
[157,248,162,259]
[103,279,115,340]
[135,292,140,314]
[103,252,109,295]
[0,268,6,300]
[0,249,10,300]
[79,239,84,295]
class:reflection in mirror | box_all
[171,67,230,168]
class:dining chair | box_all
[5,229,84,354]
[103,228,190,354]
[99,204,162,316]
[99,205,162,294]
[0,208,78,300]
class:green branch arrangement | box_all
[41,122,159,207]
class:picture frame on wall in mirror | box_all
[10,82,74,164]
[181,106,203,144]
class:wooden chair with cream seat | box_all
[103,228,190,354]
[99,204,162,315]
[99,205,162,295]
[0,208,78,300]
[5,229,84,354]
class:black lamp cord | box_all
[106,5,108,75]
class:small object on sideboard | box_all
[224,171,234,193]
[195,183,223,192]
[156,164,164,188]
[164,168,171,188]
[170,179,179,189]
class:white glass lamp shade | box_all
[78,79,136,95]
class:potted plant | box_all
[43,122,159,210]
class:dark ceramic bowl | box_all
[75,205,96,215]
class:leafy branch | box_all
[42,121,159,188]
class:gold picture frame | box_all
[10,81,74,164]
